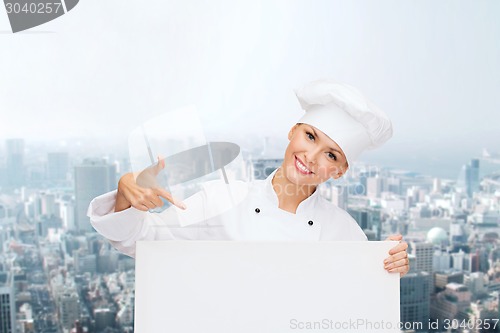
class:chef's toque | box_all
[295,79,393,166]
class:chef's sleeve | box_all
[87,189,208,257]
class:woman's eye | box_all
[306,132,315,141]
[328,152,337,161]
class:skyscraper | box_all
[432,250,451,272]
[400,271,430,331]
[74,159,116,232]
[366,176,383,198]
[330,184,348,210]
[47,152,70,184]
[40,192,57,216]
[410,241,434,293]
[60,200,76,231]
[410,241,434,275]
[59,291,80,330]
[451,250,465,271]
[466,159,480,197]
[347,207,382,240]
[94,308,116,331]
[0,272,15,333]
[5,138,25,188]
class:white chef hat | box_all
[295,79,393,166]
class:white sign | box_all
[135,241,400,332]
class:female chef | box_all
[88,79,409,277]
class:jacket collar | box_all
[263,167,320,214]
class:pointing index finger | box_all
[154,187,187,210]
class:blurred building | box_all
[432,178,441,193]
[467,159,480,198]
[451,249,465,271]
[469,294,500,333]
[433,250,451,272]
[400,271,431,331]
[59,291,80,330]
[74,159,116,232]
[74,251,96,274]
[386,177,402,195]
[430,283,472,325]
[366,176,383,198]
[466,249,490,273]
[116,301,134,328]
[18,302,35,333]
[70,320,84,333]
[40,192,57,216]
[5,138,25,188]
[347,207,382,240]
[380,195,405,214]
[410,241,434,293]
[97,251,119,274]
[251,158,282,180]
[464,272,487,298]
[434,271,464,293]
[94,308,116,332]
[449,220,467,244]
[60,200,76,231]
[47,152,70,184]
[0,272,15,333]
[318,180,348,210]
[357,169,379,196]
[410,242,434,275]
[330,185,348,210]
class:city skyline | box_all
[1,0,499,331]
[0,134,499,181]
[1,136,499,332]
[1,1,499,162]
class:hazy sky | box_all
[1,0,499,177]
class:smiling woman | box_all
[270,123,349,212]
[87,78,410,277]
[284,124,348,181]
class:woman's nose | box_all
[305,150,319,164]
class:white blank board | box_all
[135,241,400,333]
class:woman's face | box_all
[282,123,348,186]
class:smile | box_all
[295,156,313,175]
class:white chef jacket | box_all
[88,169,367,257]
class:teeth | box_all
[296,158,311,173]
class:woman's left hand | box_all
[384,234,409,278]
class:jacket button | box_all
[255,208,260,213]
[308,220,313,226]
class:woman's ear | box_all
[288,124,300,140]
[332,163,349,179]
[332,172,343,180]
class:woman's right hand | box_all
[115,157,187,212]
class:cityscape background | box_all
[0,137,499,332]
[1,0,499,332]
